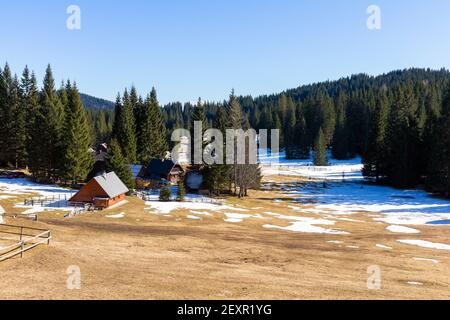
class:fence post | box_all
[19,227,23,241]
[47,231,51,245]
[20,241,24,258]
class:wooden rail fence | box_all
[0,224,51,262]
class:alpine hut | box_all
[69,172,129,209]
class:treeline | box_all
[0,63,93,184]
[163,69,450,195]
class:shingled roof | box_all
[94,172,129,198]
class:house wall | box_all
[70,180,109,203]
[107,194,125,207]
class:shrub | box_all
[159,186,172,202]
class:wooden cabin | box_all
[146,160,183,182]
[69,172,129,209]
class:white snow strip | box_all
[398,240,450,251]
[376,244,393,250]
[386,225,420,234]
[190,211,212,216]
[0,205,4,224]
[407,282,423,286]
[263,223,348,235]
[187,215,201,220]
[327,240,344,244]
[223,213,253,223]
[413,257,439,264]
[347,245,359,249]
[106,213,125,219]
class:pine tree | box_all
[363,91,389,180]
[284,103,297,159]
[332,93,351,160]
[112,89,137,163]
[384,84,421,187]
[105,139,134,190]
[20,67,40,167]
[427,85,450,196]
[0,64,25,167]
[176,180,186,201]
[62,83,94,184]
[137,87,168,164]
[190,97,208,165]
[313,128,328,166]
[203,106,231,195]
[29,65,65,182]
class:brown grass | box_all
[0,176,449,300]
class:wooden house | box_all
[69,172,129,209]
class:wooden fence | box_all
[0,224,51,262]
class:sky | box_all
[1,0,450,104]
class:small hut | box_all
[69,172,129,209]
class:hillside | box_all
[80,93,115,110]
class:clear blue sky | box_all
[1,0,450,104]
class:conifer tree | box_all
[62,83,94,184]
[427,85,450,195]
[203,106,231,195]
[137,87,168,164]
[363,91,389,180]
[20,66,40,166]
[29,65,65,182]
[189,97,208,165]
[313,128,328,166]
[112,89,137,163]
[105,139,134,190]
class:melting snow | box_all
[398,240,450,251]
[413,257,439,264]
[386,225,420,234]
[224,213,253,223]
[376,244,393,250]
[106,213,125,219]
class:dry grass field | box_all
[0,175,449,300]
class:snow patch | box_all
[224,213,253,223]
[106,213,125,219]
[398,240,450,251]
[386,225,420,234]
[376,244,393,250]
[413,257,439,264]
[407,281,423,286]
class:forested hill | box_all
[80,93,115,110]
[250,68,450,105]
[162,68,450,195]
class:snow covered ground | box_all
[298,181,450,226]
[259,150,363,180]
[0,178,76,215]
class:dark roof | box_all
[94,172,129,198]
[146,159,181,177]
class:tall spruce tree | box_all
[62,83,94,184]
[20,66,40,166]
[363,91,389,180]
[189,97,208,165]
[29,65,65,182]
[313,128,328,166]
[137,87,168,164]
[112,89,137,163]
[105,139,134,190]
[427,85,450,195]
